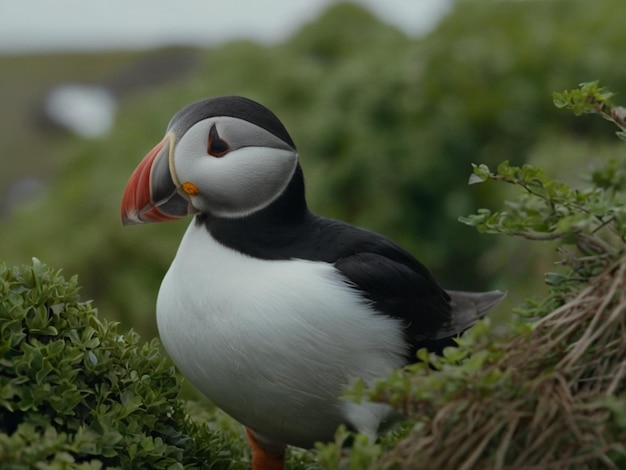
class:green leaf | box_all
[468,163,491,185]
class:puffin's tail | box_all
[437,290,507,340]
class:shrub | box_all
[0,259,247,469]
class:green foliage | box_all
[461,82,626,301]
[315,426,383,470]
[463,160,610,240]
[553,80,616,116]
[316,84,626,469]
[553,80,626,142]
[0,259,249,469]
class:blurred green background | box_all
[1,0,625,338]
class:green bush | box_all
[0,259,247,469]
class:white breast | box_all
[156,219,407,448]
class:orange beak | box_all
[121,134,190,225]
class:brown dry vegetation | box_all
[382,258,625,469]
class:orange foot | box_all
[246,428,285,470]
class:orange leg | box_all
[245,428,285,470]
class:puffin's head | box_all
[121,96,298,224]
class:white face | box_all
[170,116,299,218]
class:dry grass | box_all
[382,258,626,469]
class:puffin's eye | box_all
[208,124,229,157]
[209,138,229,157]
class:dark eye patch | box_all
[209,139,229,156]
[208,124,229,157]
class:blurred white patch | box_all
[45,84,116,138]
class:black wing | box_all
[334,252,451,338]
[299,217,455,349]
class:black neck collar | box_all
[195,165,311,259]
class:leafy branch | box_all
[553,80,626,140]
[461,82,626,290]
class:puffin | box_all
[121,96,505,470]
